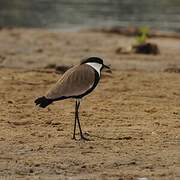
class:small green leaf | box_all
[136,26,150,45]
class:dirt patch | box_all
[0,28,180,72]
[0,68,180,179]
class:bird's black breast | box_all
[73,69,100,99]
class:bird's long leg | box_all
[76,99,89,140]
[72,100,77,140]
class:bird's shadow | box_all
[73,133,132,141]
[85,133,131,141]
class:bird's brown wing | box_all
[45,64,95,100]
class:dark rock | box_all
[55,65,71,74]
[44,63,57,69]
[164,67,180,73]
[132,43,160,55]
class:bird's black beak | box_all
[103,64,112,73]
[103,64,110,69]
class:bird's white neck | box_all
[86,62,102,76]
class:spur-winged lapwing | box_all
[35,57,110,140]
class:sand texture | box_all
[0,28,180,179]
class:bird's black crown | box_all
[81,57,104,65]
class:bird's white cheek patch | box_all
[86,62,102,76]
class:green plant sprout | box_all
[136,26,150,45]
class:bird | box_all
[35,57,110,140]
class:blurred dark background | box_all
[0,0,180,31]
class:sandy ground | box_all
[0,28,180,180]
[0,68,180,180]
[0,28,180,71]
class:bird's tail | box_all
[34,96,53,108]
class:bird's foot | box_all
[72,133,91,141]
[81,136,90,141]
[72,136,77,140]
[80,134,90,141]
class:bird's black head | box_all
[81,57,110,69]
